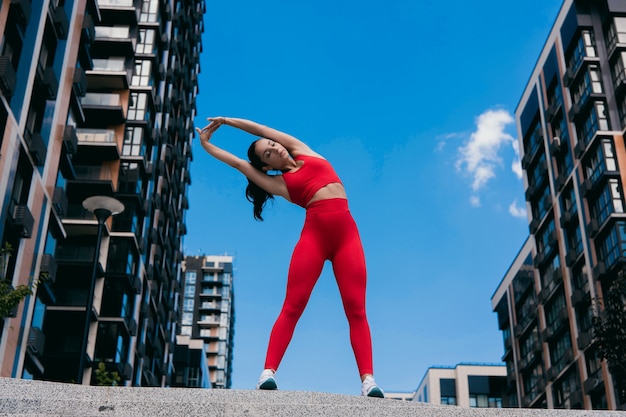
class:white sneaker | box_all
[361,376,384,398]
[256,369,278,390]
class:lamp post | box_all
[77,196,124,384]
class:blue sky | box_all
[185,0,564,395]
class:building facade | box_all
[181,255,235,389]
[172,335,211,388]
[492,0,626,410]
[413,364,507,408]
[0,0,203,386]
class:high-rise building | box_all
[180,255,235,389]
[492,0,626,410]
[413,364,507,408]
[0,0,203,386]
[172,335,211,388]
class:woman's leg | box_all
[263,221,326,371]
[330,215,374,377]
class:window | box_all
[585,139,617,184]
[545,293,566,330]
[606,17,626,53]
[131,60,152,87]
[531,185,552,222]
[439,378,456,405]
[572,65,603,108]
[536,220,556,255]
[575,303,593,334]
[187,367,200,387]
[522,362,544,399]
[519,329,540,365]
[186,271,197,284]
[528,154,547,189]
[139,0,160,23]
[590,179,624,227]
[136,28,156,55]
[577,102,609,146]
[618,80,626,126]
[565,224,583,257]
[183,299,194,312]
[122,126,145,156]
[440,396,456,405]
[567,30,597,75]
[552,367,580,408]
[596,221,626,269]
[561,186,577,217]
[469,394,502,408]
[181,312,193,325]
[523,121,543,157]
[611,51,626,89]
[127,92,149,121]
[184,285,195,297]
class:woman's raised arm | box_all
[196,125,290,199]
[209,117,316,156]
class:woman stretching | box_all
[196,117,383,397]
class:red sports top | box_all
[282,155,343,208]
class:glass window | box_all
[122,126,145,156]
[440,396,456,405]
[606,17,626,52]
[127,92,149,121]
[139,0,159,23]
[567,30,597,75]
[184,285,195,297]
[131,60,152,87]
[181,312,193,325]
[591,179,624,226]
[186,271,197,284]
[596,221,626,268]
[183,298,194,311]
[585,139,616,183]
[136,29,156,55]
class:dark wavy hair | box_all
[246,140,274,221]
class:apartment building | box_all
[0,0,203,386]
[181,255,235,389]
[492,0,626,410]
[172,334,211,388]
[413,364,507,408]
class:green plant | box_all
[94,362,121,386]
[593,271,626,405]
[0,243,49,319]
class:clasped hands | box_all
[195,117,227,142]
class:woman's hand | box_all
[195,117,224,142]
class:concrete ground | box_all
[1,378,625,417]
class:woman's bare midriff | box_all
[306,182,347,206]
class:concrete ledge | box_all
[1,378,624,417]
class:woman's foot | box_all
[361,375,384,398]
[256,369,278,390]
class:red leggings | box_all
[264,198,373,376]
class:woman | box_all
[196,117,383,397]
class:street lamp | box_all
[77,196,124,384]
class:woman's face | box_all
[255,139,289,170]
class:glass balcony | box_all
[86,57,130,89]
[74,128,120,163]
[80,93,126,126]
[92,26,136,57]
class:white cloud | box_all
[455,109,515,191]
[510,139,523,179]
[511,159,523,179]
[508,199,527,218]
[470,196,481,207]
